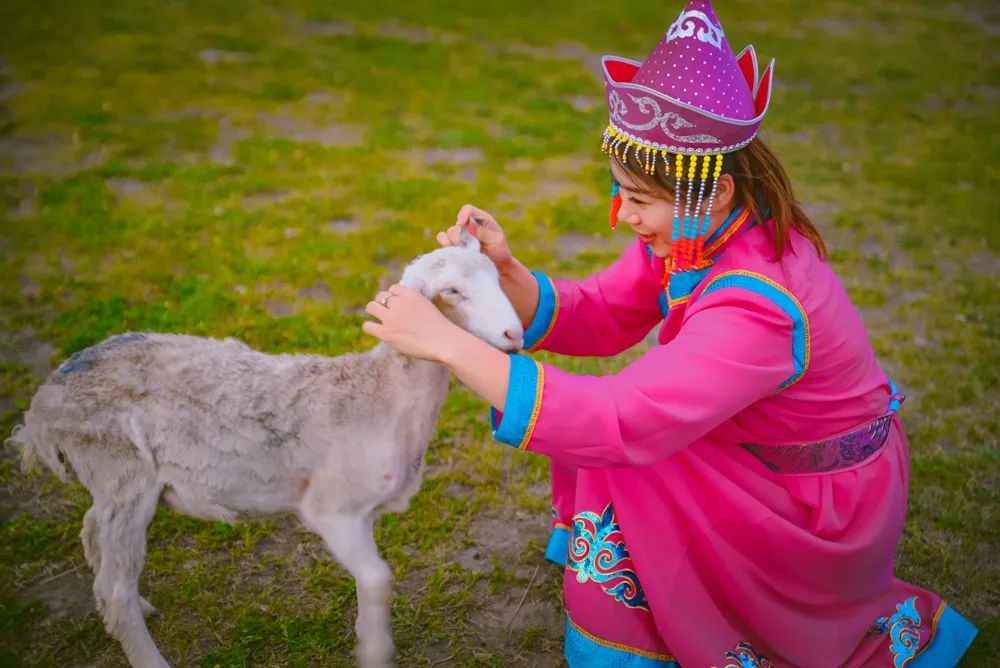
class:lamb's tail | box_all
[6,417,70,481]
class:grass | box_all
[0,0,997,665]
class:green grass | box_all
[0,0,996,665]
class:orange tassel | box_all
[609,192,621,230]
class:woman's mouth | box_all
[637,233,656,244]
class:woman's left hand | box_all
[362,285,462,362]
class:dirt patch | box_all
[0,132,107,178]
[0,327,56,381]
[19,562,95,624]
[297,282,332,302]
[301,21,356,36]
[241,189,291,211]
[323,218,362,234]
[256,110,362,148]
[210,117,252,164]
[198,50,253,64]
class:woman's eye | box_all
[629,197,647,205]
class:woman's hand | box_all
[437,204,515,274]
[362,285,466,362]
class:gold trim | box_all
[911,600,947,660]
[517,361,545,450]
[568,616,677,661]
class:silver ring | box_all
[379,295,390,308]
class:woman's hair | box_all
[611,136,827,261]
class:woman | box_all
[363,1,977,665]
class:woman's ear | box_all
[712,173,735,212]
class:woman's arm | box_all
[522,240,664,355]
[488,286,803,467]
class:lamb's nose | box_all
[503,329,523,352]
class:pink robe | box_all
[491,209,977,667]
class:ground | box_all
[0,1,997,666]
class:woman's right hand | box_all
[437,204,515,273]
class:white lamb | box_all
[8,230,523,668]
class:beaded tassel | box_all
[692,155,711,266]
[680,153,697,268]
[670,153,684,270]
[698,153,724,263]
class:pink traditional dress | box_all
[490,2,978,666]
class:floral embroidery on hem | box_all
[872,596,922,667]
[713,640,775,668]
[567,503,649,611]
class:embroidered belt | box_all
[741,412,897,475]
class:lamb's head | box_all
[400,229,524,353]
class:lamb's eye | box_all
[441,288,463,299]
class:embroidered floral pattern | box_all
[568,503,649,610]
[665,9,725,49]
[873,596,922,667]
[719,641,775,668]
[609,91,722,144]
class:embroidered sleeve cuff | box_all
[490,354,544,449]
[523,271,558,351]
[544,525,570,567]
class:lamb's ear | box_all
[458,225,481,253]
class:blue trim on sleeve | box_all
[911,605,978,668]
[523,271,557,350]
[565,617,679,667]
[544,526,570,566]
[491,354,541,448]
[700,272,809,390]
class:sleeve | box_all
[491,279,809,468]
[523,239,665,356]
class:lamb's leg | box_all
[90,478,168,668]
[305,511,394,668]
[83,508,157,617]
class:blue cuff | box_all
[544,526,570,566]
[490,354,543,449]
[911,605,978,668]
[523,271,557,351]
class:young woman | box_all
[363,2,978,665]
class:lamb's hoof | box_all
[139,596,158,618]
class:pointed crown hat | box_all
[599,1,776,274]
[600,0,774,157]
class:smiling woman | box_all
[0,0,995,665]
[364,1,980,666]
[608,136,826,267]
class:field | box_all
[0,1,996,665]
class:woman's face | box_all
[609,158,734,259]
[609,159,676,258]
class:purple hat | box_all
[600,0,774,157]
[599,0,776,273]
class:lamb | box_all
[7,229,523,668]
